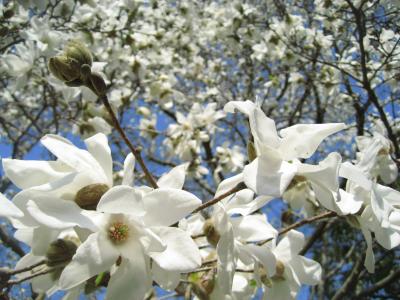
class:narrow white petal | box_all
[107,245,151,300]
[122,153,135,186]
[27,198,98,231]
[97,186,145,217]
[41,135,103,177]
[0,192,23,218]
[275,230,305,261]
[149,227,201,272]
[249,107,280,149]
[243,154,297,197]
[84,133,113,185]
[290,256,322,285]
[279,123,346,160]
[142,188,201,226]
[231,214,277,242]
[339,162,372,190]
[152,261,181,291]
[224,100,256,115]
[2,158,70,189]
[215,173,244,198]
[157,163,188,190]
[242,244,277,277]
[59,232,119,289]
[361,227,375,273]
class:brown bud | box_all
[74,183,109,210]
[48,56,81,82]
[64,40,92,67]
[88,72,107,96]
[272,260,285,281]
[46,239,78,267]
[247,140,257,162]
[203,219,220,247]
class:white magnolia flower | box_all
[356,120,398,184]
[224,100,346,198]
[261,230,322,300]
[58,185,202,300]
[339,162,400,272]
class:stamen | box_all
[108,222,129,244]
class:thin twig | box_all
[99,95,158,188]
[192,182,247,213]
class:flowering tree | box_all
[0,0,400,299]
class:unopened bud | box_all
[48,40,93,86]
[203,219,220,247]
[258,266,272,288]
[74,183,109,210]
[46,239,77,267]
[272,260,285,281]
[247,140,257,162]
[64,40,92,67]
[48,56,81,82]
[88,72,107,96]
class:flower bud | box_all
[258,266,272,288]
[272,260,285,281]
[88,72,107,96]
[48,40,93,86]
[247,140,257,162]
[48,56,81,82]
[74,183,109,210]
[46,239,78,267]
[203,219,220,247]
[64,40,92,67]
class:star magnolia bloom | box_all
[58,185,202,300]
[224,101,346,197]
[261,230,322,300]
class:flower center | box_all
[108,222,130,244]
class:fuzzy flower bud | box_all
[74,183,109,210]
[46,239,78,267]
[48,40,93,86]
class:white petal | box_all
[2,158,70,189]
[26,198,98,231]
[0,192,23,218]
[290,256,321,285]
[378,156,398,184]
[142,188,201,226]
[149,227,201,272]
[157,163,188,189]
[361,227,375,273]
[215,173,244,198]
[336,189,363,215]
[225,190,272,216]
[137,227,166,253]
[231,214,277,242]
[242,244,276,277]
[224,100,256,115]
[59,232,119,289]
[279,123,346,160]
[371,185,393,228]
[249,107,280,149]
[275,230,305,261]
[84,133,113,185]
[243,154,297,197]
[152,261,181,291]
[97,186,145,217]
[107,244,151,300]
[41,135,104,181]
[212,225,236,298]
[122,153,135,186]
[339,162,372,190]
[179,213,206,236]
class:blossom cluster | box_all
[1,0,400,299]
